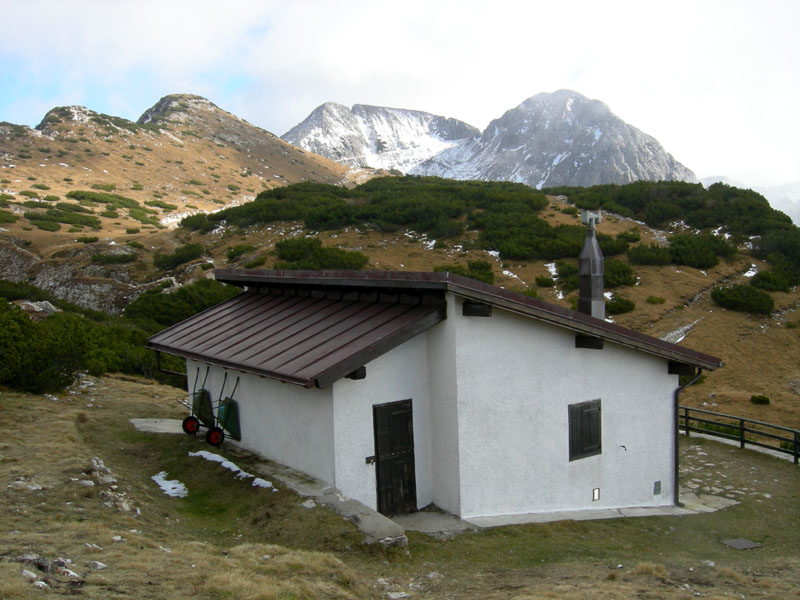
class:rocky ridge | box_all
[0,94,353,311]
[283,90,697,188]
[283,102,479,174]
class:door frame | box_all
[372,398,417,515]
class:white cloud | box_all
[3,0,799,187]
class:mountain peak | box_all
[282,91,695,187]
[282,103,478,173]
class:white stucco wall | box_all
[426,294,462,515]
[450,301,677,519]
[332,333,433,512]
[184,288,681,522]
[186,359,335,484]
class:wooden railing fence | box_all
[679,405,800,465]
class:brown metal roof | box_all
[212,269,723,372]
[147,288,446,388]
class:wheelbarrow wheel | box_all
[182,415,200,435]
[206,426,225,447]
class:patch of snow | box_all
[545,262,557,278]
[487,250,500,260]
[188,451,275,490]
[743,264,758,277]
[502,270,525,285]
[660,319,701,345]
[151,472,188,498]
[604,291,613,300]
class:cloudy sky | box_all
[2,0,798,188]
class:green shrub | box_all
[535,275,555,287]
[711,285,774,314]
[606,295,635,315]
[750,394,770,405]
[43,195,60,202]
[750,270,791,293]
[226,244,256,262]
[180,213,215,233]
[669,233,735,269]
[145,200,178,211]
[131,183,144,191]
[627,243,672,265]
[275,237,369,270]
[186,179,203,185]
[91,183,116,192]
[126,228,140,234]
[0,300,34,385]
[153,242,204,270]
[91,253,138,265]
[556,261,577,278]
[646,296,666,304]
[604,257,636,287]
[465,260,494,284]
[56,202,94,214]
[597,233,629,256]
[77,236,99,243]
[275,238,320,262]
[126,240,144,249]
[31,183,50,190]
[0,209,18,224]
[243,256,267,268]
[30,220,60,231]
[20,190,39,199]
[617,228,641,243]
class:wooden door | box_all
[373,399,417,516]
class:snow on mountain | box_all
[412,90,696,188]
[283,90,696,188]
[282,103,479,173]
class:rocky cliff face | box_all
[283,90,696,188]
[282,103,479,173]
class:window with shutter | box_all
[569,399,602,461]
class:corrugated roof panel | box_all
[148,290,446,387]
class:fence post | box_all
[684,407,690,438]
[739,418,745,449]
[795,431,799,465]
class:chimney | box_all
[578,210,605,319]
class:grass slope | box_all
[1,376,799,598]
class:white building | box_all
[148,269,721,520]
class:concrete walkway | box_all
[131,418,740,544]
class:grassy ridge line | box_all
[180,177,800,278]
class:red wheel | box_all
[205,426,224,447]
[182,415,200,435]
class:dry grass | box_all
[1,376,800,598]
